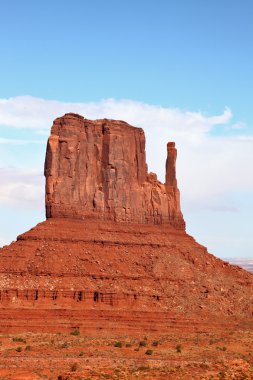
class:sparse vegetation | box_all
[216,346,227,351]
[176,344,182,353]
[60,341,69,348]
[0,329,252,378]
[114,341,122,348]
[70,329,80,336]
[12,337,26,343]
[70,362,78,372]
[218,371,225,380]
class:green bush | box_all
[70,329,80,336]
[145,349,153,355]
[139,341,147,347]
[12,337,26,343]
[70,362,78,372]
[114,341,122,348]
[216,346,227,351]
[176,344,182,353]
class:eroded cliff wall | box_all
[44,113,185,228]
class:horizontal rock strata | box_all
[0,218,252,334]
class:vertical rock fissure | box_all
[101,123,110,214]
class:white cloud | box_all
[0,96,252,214]
[0,96,232,132]
[0,138,45,145]
[229,121,247,130]
[0,167,44,207]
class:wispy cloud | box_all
[0,167,44,207]
[0,138,45,145]
[0,96,232,133]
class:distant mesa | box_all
[45,113,185,229]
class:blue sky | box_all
[0,0,253,258]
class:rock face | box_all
[45,113,185,229]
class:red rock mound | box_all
[0,113,252,334]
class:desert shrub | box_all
[16,346,22,352]
[137,366,150,371]
[200,362,209,369]
[145,349,153,355]
[114,341,122,348]
[152,340,159,346]
[70,362,78,372]
[12,337,26,343]
[70,329,80,336]
[79,351,84,356]
[218,371,225,380]
[209,337,219,345]
[176,344,182,353]
[139,340,147,347]
[25,345,31,351]
[216,346,227,351]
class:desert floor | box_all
[0,326,252,380]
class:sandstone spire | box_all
[44,113,185,229]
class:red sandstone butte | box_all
[0,113,252,335]
[44,114,184,228]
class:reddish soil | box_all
[0,325,253,379]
